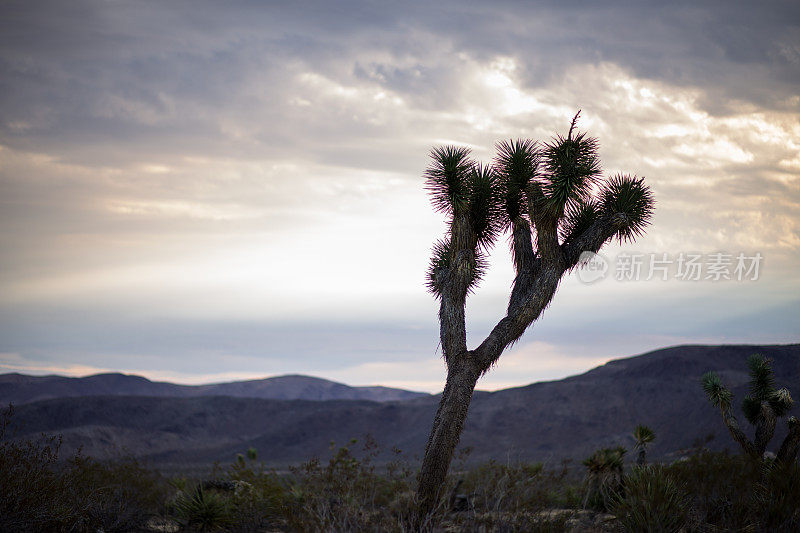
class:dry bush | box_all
[0,404,168,532]
[610,465,691,533]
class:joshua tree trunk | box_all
[417,361,479,515]
[416,117,654,521]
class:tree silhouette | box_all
[416,112,655,519]
[633,424,655,466]
[702,353,800,464]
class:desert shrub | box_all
[169,439,427,532]
[663,450,800,531]
[63,454,169,532]
[0,426,70,531]
[665,450,760,529]
[459,459,579,514]
[610,465,691,533]
[0,405,169,533]
[282,437,417,531]
[219,443,585,532]
[225,449,289,531]
[752,460,800,532]
[466,509,573,532]
[173,485,234,531]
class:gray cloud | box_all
[2,1,798,165]
[1,0,798,389]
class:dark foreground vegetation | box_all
[3,403,799,533]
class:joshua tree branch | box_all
[562,214,626,267]
[526,181,562,264]
[438,288,467,365]
[754,402,777,456]
[534,216,562,264]
[720,406,758,458]
[474,213,626,372]
[508,217,539,313]
[438,217,474,363]
[473,261,564,371]
[776,417,800,466]
[510,217,536,273]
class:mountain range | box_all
[0,372,429,405]
[4,344,799,470]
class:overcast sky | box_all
[1,1,798,392]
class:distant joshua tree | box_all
[702,354,800,465]
[416,112,655,518]
[582,446,626,510]
[633,424,655,466]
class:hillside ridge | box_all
[0,371,430,405]
[6,343,799,468]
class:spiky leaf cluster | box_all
[560,200,599,243]
[741,396,762,424]
[425,239,488,298]
[583,446,626,474]
[494,139,539,223]
[741,355,794,424]
[465,164,504,251]
[425,148,503,297]
[424,119,655,302]
[424,146,474,215]
[748,354,776,400]
[541,127,602,214]
[771,388,795,417]
[633,425,656,448]
[702,372,733,410]
[600,174,655,242]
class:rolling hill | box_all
[0,372,429,405]
[5,344,799,469]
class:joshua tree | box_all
[582,446,626,510]
[633,424,655,466]
[701,354,800,465]
[416,112,655,518]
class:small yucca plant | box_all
[582,446,626,511]
[701,354,800,465]
[610,465,691,533]
[583,446,626,474]
[173,485,233,531]
[633,424,656,466]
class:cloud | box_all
[0,352,112,377]
[3,1,798,161]
[0,0,798,390]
